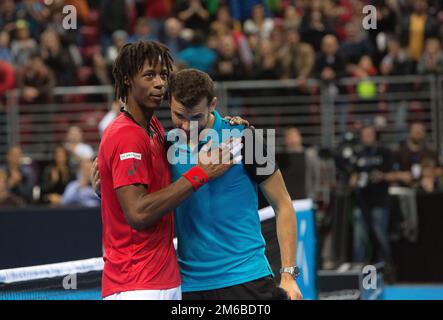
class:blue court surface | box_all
[383,285,443,300]
[2,286,443,300]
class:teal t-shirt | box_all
[168,111,273,292]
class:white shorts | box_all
[103,285,182,300]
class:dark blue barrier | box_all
[0,207,102,269]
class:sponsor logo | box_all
[120,152,142,161]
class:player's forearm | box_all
[133,177,194,230]
[276,205,297,268]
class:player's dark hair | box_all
[112,40,173,102]
[168,69,214,109]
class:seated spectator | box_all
[417,37,443,75]
[16,52,56,104]
[252,38,282,80]
[0,31,13,63]
[15,0,50,39]
[210,8,254,70]
[269,27,285,54]
[315,34,346,81]
[212,34,247,81]
[282,5,302,31]
[395,122,439,186]
[106,30,128,66]
[351,55,378,78]
[177,31,216,73]
[322,0,353,41]
[45,1,77,46]
[128,17,156,43]
[300,4,334,52]
[366,0,398,65]
[41,146,76,206]
[247,32,260,60]
[379,36,413,97]
[61,158,100,207]
[280,127,321,200]
[278,28,315,80]
[40,28,78,86]
[177,0,210,36]
[0,145,35,203]
[243,3,274,40]
[400,0,439,64]
[100,0,128,52]
[64,126,95,170]
[210,5,233,37]
[340,20,374,70]
[143,0,172,39]
[417,156,442,194]
[10,20,37,67]
[159,18,188,60]
[0,0,18,34]
[0,168,26,208]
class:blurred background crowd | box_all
[0,0,443,100]
[1,0,443,274]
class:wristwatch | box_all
[279,266,300,279]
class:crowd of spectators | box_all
[0,125,99,208]
[1,0,443,106]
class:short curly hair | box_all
[168,69,214,109]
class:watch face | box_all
[294,267,300,277]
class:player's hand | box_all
[279,274,303,300]
[224,115,254,129]
[91,157,101,197]
[197,138,242,180]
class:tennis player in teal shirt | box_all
[167,69,302,300]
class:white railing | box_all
[1,75,441,162]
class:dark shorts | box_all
[182,276,289,300]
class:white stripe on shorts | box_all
[103,285,182,300]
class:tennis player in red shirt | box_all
[98,41,239,300]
